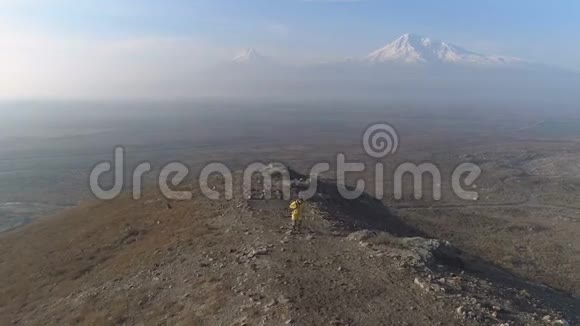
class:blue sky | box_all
[3,0,579,63]
[1,0,579,98]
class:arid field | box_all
[0,102,579,324]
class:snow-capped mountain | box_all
[366,33,524,66]
[232,48,269,64]
[231,35,528,68]
[196,36,578,105]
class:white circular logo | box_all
[363,123,399,158]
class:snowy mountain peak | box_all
[397,33,433,46]
[366,33,523,66]
[232,48,268,64]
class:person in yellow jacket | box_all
[289,198,304,233]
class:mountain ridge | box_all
[0,171,576,324]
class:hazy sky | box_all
[1,0,579,99]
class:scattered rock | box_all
[346,230,375,242]
[278,295,291,304]
[264,299,277,310]
[248,247,270,258]
[414,277,429,291]
[414,277,445,293]
[456,306,466,318]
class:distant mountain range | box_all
[195,33,578,106]
[231,33,529,68]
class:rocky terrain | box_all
[0,170,577,325]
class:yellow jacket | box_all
[289,200,303,220]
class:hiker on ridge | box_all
[289,197,304,233]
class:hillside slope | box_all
[0,173,577,325]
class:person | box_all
[289,197,304,233]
